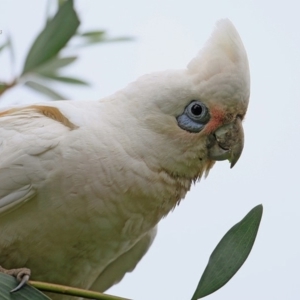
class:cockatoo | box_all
[0,19,249,299]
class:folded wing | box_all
[0,105,76,215]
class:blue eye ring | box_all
[177,100,210,133]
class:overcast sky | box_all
[0,1,299,299]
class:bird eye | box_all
[176,100,210,133]
[191,103,203,115]
[186,101,208,121]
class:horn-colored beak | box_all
[207,117,244,168]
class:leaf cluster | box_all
[0,0,132,100]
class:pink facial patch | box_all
[203,107,225,134]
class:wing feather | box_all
[0,104,75,215]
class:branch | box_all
[29,280,131,300]
[0,79,17,97]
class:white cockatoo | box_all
[0,19,249,299]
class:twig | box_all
[29,280,132,300]
[0,79,17,97]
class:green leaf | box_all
[191,205,263,300]
[0,273,50,299]
[75,31,107,45]
[58,0,67,6]
[34,56,77,74]
[101,37,134,43]
[38,74,89,85]
[79,30,106,38]
[74,33,133,48]
[25,81,66,100]
[22,0,80,74]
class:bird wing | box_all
[0,104,77,215]
[90,227,157,292]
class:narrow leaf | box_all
[0,273,50,299]
[74,36,134,48]
[25,81,66,100]
[38,74,89,85]
[191,205,263,300]
[22,0,80,74]
[34,56,77,74]
[58,0,67,6]
[101,37,134,43]
[79,30,106,38]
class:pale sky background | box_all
[0,1,299,299]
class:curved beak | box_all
[207,117,244,168]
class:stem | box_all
[29,280,132,300]
[0,79,17,97]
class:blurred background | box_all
[0,1,299,299]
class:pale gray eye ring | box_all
[186,101,208,121]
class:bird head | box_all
[112,19,250,181]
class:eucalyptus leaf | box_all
[38,74,89,85]
[0,273,50,299]
[79,30,106,38]
[102,37,134,43]
[25,81,66,100]
[58,0,67,6]
[34,56,77,74]
[22,0,79,74]
[191,204,263,300]
[74,36,133,48]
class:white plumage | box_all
[0,19,249,299]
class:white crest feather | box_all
[187,19,250,106]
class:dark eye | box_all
[190,103,203,116]
[186,101,208,121]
